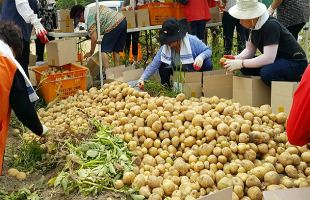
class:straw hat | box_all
[229,0,267,20]
[157,18,187,45]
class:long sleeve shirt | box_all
[141,34,212,80]
[15,0,40,24]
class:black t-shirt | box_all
[251,17,307,65]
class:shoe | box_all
[132,61,141,67]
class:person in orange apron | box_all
[0,21,48,175]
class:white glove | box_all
[125,5,132,11]
[267,6,275,15]
[40,125,49,137]
[193,55,204,69]
[138,77,145,90]
[33,21,47,36]
[224,59,243,72]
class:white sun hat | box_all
[229,0,267,20]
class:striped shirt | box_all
[87,5,125,35]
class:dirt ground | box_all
[0,128,130,200]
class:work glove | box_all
[193,55,203,71]
[125,5,132,11]
[138,77,145,90]
[39,125,49,137]
[223,59,243,72]
[33,21,49,44]
[223,55,235,60]
[267,6,275,15]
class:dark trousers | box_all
[159,58,213,86]
[16,39,30,77]
[286,22,306,40]
[125,31,140,56]
[35,35,54,61]
[190,20,206,41]
[241,58,307,87]
[222,11,246,55]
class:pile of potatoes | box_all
[7,168,27,181]
[41,67,72,80]
[33,81,310,200]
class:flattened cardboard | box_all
[203,70,233,98]
[58,9,70,21]
[29,54,37,66]
[122,11,136,29]
[263,187,310,200]
[113,66,135,79]
[105,65,126,79]
[122,68,144,82]
[58,20,74,33]
[271,81,299,115]
[86,51,100,77]
[46,39,77,66]
[135,9,150,27]
[233,76,271,107]
[28,66,38,86]
[197,187,233,200]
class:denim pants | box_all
[222,11,246,54]
[240,58,307,87]
[190,20,206,41]
[159,58,213,86]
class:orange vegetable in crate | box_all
[32,63,88,103]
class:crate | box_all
[173,3,185,20]
[33,63,88,103]
[137,3,173,25]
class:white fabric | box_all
[125,5,132,11]
[138,77,144,88]
[42,125,48,135]
[84,5,90,30]
[267,5,274,15]
[33,21,46,35]
[0,40,39,102]
[224,59,243,72]
[15,0,40,24]
[243,44,278,68]
[229,0,267,19]
[194,55,204,67]
[161,34,194,65]
[254,11,269,30]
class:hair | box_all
[0,21,23,57]
[70,5,85,19]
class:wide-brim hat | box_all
[229,0,267,20]
[157,17,187,45]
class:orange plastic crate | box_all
[33,63,88,103]
[173,3,185,20]
[139,3,174,25]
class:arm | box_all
[141,46,163,80]
[121,0,132,11]
[268,0,283,14]
[15,0,40,24]
[84,31,97,59]
[235,41,257,59]
[286,66,310,146]
[191,36,212,60]
[243,44,278,68]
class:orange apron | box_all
[0,52,18,175]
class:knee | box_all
[259,68,272,87]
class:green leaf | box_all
[77,143,89,152]
[54,171,66,187]
[108,163,116,174]
[130,194,145,200]
[86,150,98,158]
[38,175,45,188]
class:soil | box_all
[0,128,130,200]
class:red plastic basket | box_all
[32,63,88,103]
[173,3,185,20]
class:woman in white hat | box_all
[222,0,308,87]
[138,17,213,89]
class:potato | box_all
[285,165,298,179]
[139,185,151,198]
[122,172,135,185]
[198,174,214,188]
[217,123,230,136]
[234,185,244,198]
[163,179,176,195]
[8,168,19,177]
[114,180,124,189]
[246,175,261,187]
[247,186,262,200]
[174,158,188,175]
[217,177,233,190]
[264,171,280,186]
[132,174,146,188]
[281,176,294,188]
[15,172,26,181]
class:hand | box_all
[125,5,132,11]
[33,22,49,44]
[39,125,48,137]
[223,55,235,60]
[267,6,275,15]
[223,59,243,72]
[193,55,203,71]
[138,78,145,90]
[84,52,93,59]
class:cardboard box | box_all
[203,69,233,99]
[173,71,203,98]
[271,81,299,116]
[117,68,144,82]
[197,187,232,200]
[46,39,77,66]
[58,20,74,33]
[106,65,133,79]
[29,54,37,66]
[86,51,100,77]
[57,9,71,21]
[135,9,150,27]
[207,7,222,23]
[173,71,203,83]
[233,76,271,107]
[122,11,136,29]
[28,66,38,86]
[263,187,310,200]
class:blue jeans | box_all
[159,58,213,86]
[222,11,246,54]
[241,58,307,87]
[190,20,206,41]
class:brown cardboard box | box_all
[233,76,271,107]
[58,9,71,21]
[28,66,38,86]
[263,187,310,200]
[173,72,203,98]
[46,39,77,66]
[86,51,100,77]
[122,11,136,29]
[117,68,144,82]
[135,9,150,27]
[173,71,203,83]
[105,65,126,79]
[197,187,232,200]
[207,7,222,23]
[29,54,37,66]
[58,20,74,33]
[203,69,233,99]
[271,81,299,116]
